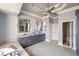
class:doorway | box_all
[62,21,73,48]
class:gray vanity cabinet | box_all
[19,36,32,48]
[19,34,45,48]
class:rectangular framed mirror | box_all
[18,19,30,33]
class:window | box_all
[18,19,30,32]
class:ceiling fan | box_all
[32,3,61,16]
[44,3,57,16]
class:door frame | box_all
[61,20,76,49]
[62,22,70,46]
[62,21,73,48]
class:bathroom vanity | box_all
[18,16,45,48]
[19,33,45,48]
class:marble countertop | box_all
[17,32,45,38]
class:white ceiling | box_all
[19,3,79,17]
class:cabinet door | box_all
[76,10,79,56]
[19,34,45,48]
[19,37,32,48]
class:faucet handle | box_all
[23,34,26,35]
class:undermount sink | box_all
[0,48,19,56]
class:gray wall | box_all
[0,11,8,45]
[42,16,51,41]
[0,11,18,45]
[58,10,76,49]
[49,17,58,40]
[52,24,58,40]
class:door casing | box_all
[61,20,75,49]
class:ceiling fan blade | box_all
[49,7,55,12]
[50,12,56,14]
[50,13,58,17]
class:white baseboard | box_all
[58,43,62,46]
[45,39,50,42]
[58,43,76,50]
[52,39,58,40]
[73,47,76,50]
